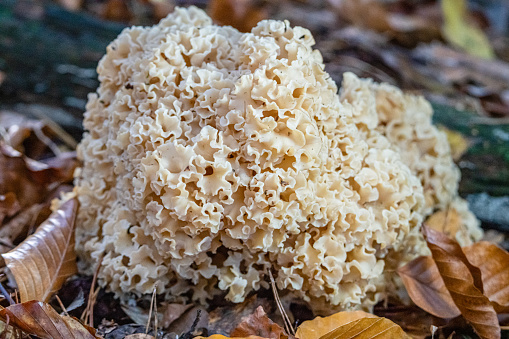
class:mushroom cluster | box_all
[74,6,481,310]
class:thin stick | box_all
[0,282,14,305]
[30,108,78,149]
[146,287,156,335]
[267,269,295,336]
[153,291,158,339]
[33,124,61,156]
[81,254,104,327]
[55,295,69,317]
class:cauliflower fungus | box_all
[75,6,482,311]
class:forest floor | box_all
[1,0,509,338]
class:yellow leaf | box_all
[441,0,494,59]
[195,336,264,339]
[295,311,410,339]
[320,317,411,339]
[426,207,463,240]
[440,127,470,161]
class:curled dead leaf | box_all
[0,144,77,214]
[230,306,289,339]
[422,225,484,292]
[423,226,500,339]
[464,241,509,313]
[2,198,78,303]
[296,311,410,339]
[0,300,97,339]
[397,256,461,319]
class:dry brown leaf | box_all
[0,193,20,225]
[423,225,484,292]
[464,241,509,313]
[423,226,500,339]
[0,144,77,213]
[103,0,133,22]
[2,198,78,303]
[230,306,288,339]
[0,300,97,339]
[208,295,274,336]
[0,203,45,250]
[161,303,193,328]
[208,0,268,33]
[398,256,461,318]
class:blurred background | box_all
[1,0,509,238]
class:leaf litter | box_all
[1,0,509,338]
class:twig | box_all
[55,295,69,317]
[30,108,78,150]
[0,282,14,305]
[33,124,61,157]
[153,293,158,339]
[267,269,295,336]
[146,283,159,337]
[81,254,104,327]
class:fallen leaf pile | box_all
[197,307,410,339]
[398,225,509,338]
[0,197,97,338]
[0,120,77,252]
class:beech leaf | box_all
[422,226,500,339]
[0,300,97,339]
[464,241,509,313]
[398,256,461,318]
[230,306,289,339]
[422,225,484,292]
[319,317,411,339]
[295,311,410,339]
[2,198,78,302]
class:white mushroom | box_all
[74,6,481,311]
